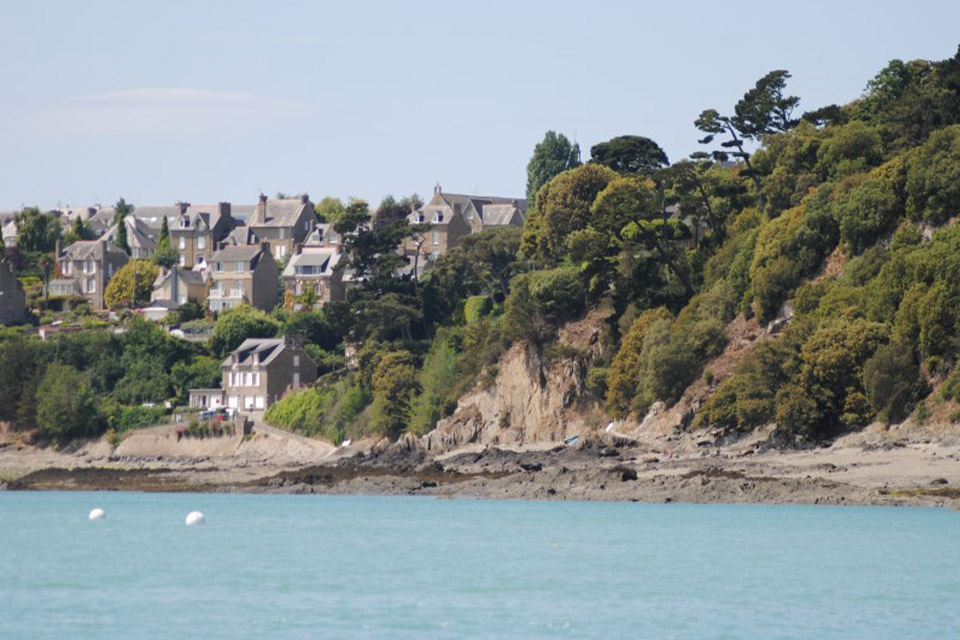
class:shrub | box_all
[863,343,922,424]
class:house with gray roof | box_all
[208,243,278,312]
[246,194,316,262]
[55,237,129,310]
[282,245,344,309]
[189,336,318,412]
[144,266,209,320]
[404,185,526,264]
[170,203,235,268]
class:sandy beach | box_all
[2,421,960,509]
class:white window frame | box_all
[197,235,206,249]
[179,236,186,250]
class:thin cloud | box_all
[29,88,305,136]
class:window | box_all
[433,212,444,223]
[84,260,95,274]
[179,255,185,266]
[235,261,245,272]
[255,395,265,409]
[179,236,186,250]
[108,263,114,277]
[233,282,244,296]
[85,278,96,293]
[253,372,260,386]
[432,231,439,245]
[215,262,223,272]
[294,355,300,367]
[415,213,425,223]
[303,219,309,231]
[197,236,206,249]
[293,372,300,387]
[279,228,286,240]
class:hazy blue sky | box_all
[2,0,959,210]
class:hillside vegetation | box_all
[6,47,960,448]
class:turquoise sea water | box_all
[1,492,958,639]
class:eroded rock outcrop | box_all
[423,310,609,453]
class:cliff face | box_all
[422,310,609,453]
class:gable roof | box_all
[211,244,264,263]
[282,247,341,277]
[222,337,288,368]
[62,238,127,261]
[250,198,311,228]
[480,203,524,227]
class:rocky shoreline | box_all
[3,427,960,509]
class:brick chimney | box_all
[176,201,189,214]
[254,194,267,225]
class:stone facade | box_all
[220,337,318,411]
[0,258,28,325]
[56,238,129,310]
[208,243,279,312]
[247,194,315,262]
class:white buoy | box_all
[88,508,106,521]
[185,511,205,526]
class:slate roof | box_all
[210,245,263,264]
[222,338,286,368]
[153,266,207,288]
[250,198,310,228]
[480,203,524,227]
[224,225,260,245]
[62,238,127,261]
[282,248,340,277]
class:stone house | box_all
[169,203,235,269]
[282,246,344,309]
[404,185,526,262]
[55,237,129,310]
[208,243,278,312]
[218,336,318,411]
[143,266,209,320]
[103,215,158,259]
[246,194,316,262]
[0,256,28,325]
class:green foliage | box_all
[36,363,101,442]
[170,356,222,406]
[408,330,460,435]
[315,196,345,223]
[521,163,618,264]
[605,307,672,417]
[863,342,924,424]
[589,135,668,176]
[209,305,281,357]
[265,388,324,434]
[104,260,159,308]
[905,125,960,224]
[153,216,180,268]
[103,403,167,433]
[833,162,905,253]
[463,296,492,326]
[503,267,585,344]
[526,130,581,205]
[370,350,420,439]
[15,208,61,253]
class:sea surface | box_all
[1,492,958,639]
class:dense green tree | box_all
[315,196,345,223]
[153,215,179,268]
[371,350,420,439]
[113,197,134,254]
[905,125,960,224]
[64,217,92,245]
[15,207,60,253]
[863,342,923,424]
[521,163,618,264]
[589,135,668,176]
[525,131,581,205]
[36,364,101,442]
[104,260,160,308]
[209,305,281,357]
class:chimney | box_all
[300,193,309,205]
[255,194,267,224]
[176,201,189,214]
[218,202,231,219]
[261,241,270,254]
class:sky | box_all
[2,0,960,211]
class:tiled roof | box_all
[62,238,127,261]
